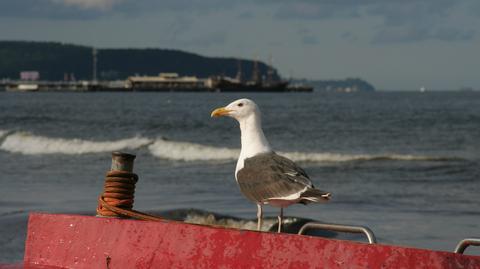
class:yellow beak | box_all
[211,107,232,117]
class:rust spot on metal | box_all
[105,255,111,269]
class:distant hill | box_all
[293,78,376,92]
[0,41,377,91]
[0,41,279,81]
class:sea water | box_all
[0,91,479,262]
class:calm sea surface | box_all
[0,91,479,262]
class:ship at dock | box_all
[210,60,312,92]
[127,61,313,92]
[211,76,290,92]
[207,60,284,92]
[127,74,312,92]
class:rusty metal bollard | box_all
[96,152,138,218]
[111,151,136,173]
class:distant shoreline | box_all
[0,41,375,93]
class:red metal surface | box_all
[24,213,480,269]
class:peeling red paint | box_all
[20,213,480,269]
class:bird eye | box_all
[238,103,244,107]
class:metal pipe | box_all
[111,152,136,172]
[298,222,377,244]
[454,238,480,254]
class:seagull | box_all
[211,98,331,233]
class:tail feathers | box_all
[300,188,331,204]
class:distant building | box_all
[20,71,40,81]
[127,73,213,91]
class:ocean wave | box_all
[148,138,239,161]
[184,212,274,231]
[0,131,458,162]
[0,129,9,139]
[148,138,456,163]
[0,132,153,155]
[160,208,298,232]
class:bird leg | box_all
[256,204,263,231]
[277,208,283,233]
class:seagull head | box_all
[211,98,260,121]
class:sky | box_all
[0,0,479,90]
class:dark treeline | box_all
[0,41,279,81]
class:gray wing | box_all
[236,152,314,203]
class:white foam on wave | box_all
[0,131,456,162]
[149,138,453,163]
[148,138,239,161]
[0,129,9,139]
[0,132,153,155]
[184,213,277,231]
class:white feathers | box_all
[222,99,272,178]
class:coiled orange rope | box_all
[96,170,162,221]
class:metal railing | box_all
[298,222,377,244]
[454,238,480,254]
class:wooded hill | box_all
[0,41,278,81]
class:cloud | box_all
[301,35,318,45]
[175,32,227,48]
[237,11,254,19]
[341,32,358,42]
[271,0,477,43]
[372,26,475,44]
[468,1,480,17]
[296,27,319,45]
[0,0,235,19]
[367,1,476,43]
[274,2,361,20]
[163,16,194,44]
[49,0,122,10]
[0,0,109,19]
[0,0,478,43]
